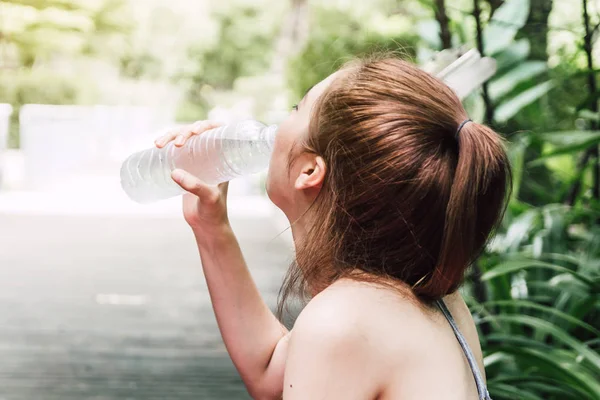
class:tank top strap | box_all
[435,299,492,400]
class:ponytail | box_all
[276,57,513,312]
[414,120,512,299]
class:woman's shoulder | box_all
[293,277,433,352]
[286,279,402,397]
[308,276,433,315]
[294,279,376,334]
[288,279,483,399]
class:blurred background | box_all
[0,0,599,399]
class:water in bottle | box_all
[120,120,277,203]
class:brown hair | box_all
[278,57,511,316]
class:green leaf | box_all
[563,295,600,325]
[489,61,547,100]
[483,0,531,55]
[506,135,530,200]
[494,39,530,72]
[489,376,584,399]
[483,351,512,367]
[537,130,600,147]
[503,209,541,251]
[585,338,600,348]
[548,273,592,294]
[520,382,584,399]
[488,383,544,400]
[486,333,550,350]
[486,347,600,399]
[540,252,584,267]
[528,131,600,166]
[494,81,554,123]
[481,259,597,287]
[483,300,600,336]
[580,109,600,121]
[465,298,507,332]
[481,315,600,371]
[526,279,592,302]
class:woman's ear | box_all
[294,156,326,191]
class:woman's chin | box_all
[265,181,276,206]
[265,181,286,211]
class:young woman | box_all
[155,57,510,400]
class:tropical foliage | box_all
[436,1,600,398]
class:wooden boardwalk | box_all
[0,213,291,399]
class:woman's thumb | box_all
[171,169,215,200]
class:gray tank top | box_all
[435,300,492,400]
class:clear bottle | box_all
[120,120,277,203]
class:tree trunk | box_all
[510,0,556,206]
[518,0,552,61]
[565,0,599,205]
[487,0,505,19]
[269,0,309,75]
[434,0,452,49]
[473,0,494,124]
[582,0,600,201]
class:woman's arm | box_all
[193,224,290,400]
[156,121,289,399]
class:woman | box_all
[155,57,510,400]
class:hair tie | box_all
[455,119,472,139]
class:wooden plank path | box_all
[0,213,291,399]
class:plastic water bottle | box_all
[120,120,277,203]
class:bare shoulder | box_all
[294,279,375,327]
[285,279,483,399]
[290,281,368,344]
[283,279,397,399]
[292,278,428,352]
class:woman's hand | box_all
[157,121,288,399]
[155,120,229,235]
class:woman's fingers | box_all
[174,120,221,147]
[191,120,221,134]
[173,121,204,147]
[154,127,180,148]
[155,120,221,148]
[217,181,229,198]
[171,169,219,203]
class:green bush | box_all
[420,0,600,397]
[470,179,600,399]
